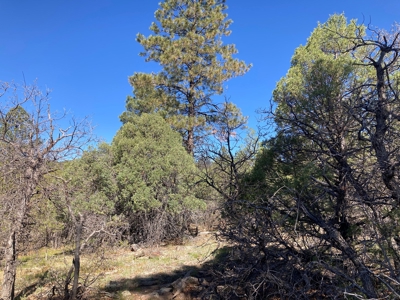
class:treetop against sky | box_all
[1,0,399,142]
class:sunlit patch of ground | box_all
[1,232,223,299]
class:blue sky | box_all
[1,0,399,142]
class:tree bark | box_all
[71,215,83,300]
[186,92,195,156]
[299,201,377,298]
[1,231,16,300]
[1,188,32,300]
[63,214,83,300]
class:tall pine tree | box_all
[121,0,251,155]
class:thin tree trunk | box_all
[186,110,195,156]
[1,191,32,300]
[187,127,194,156]
[1,231,16,300]
[71,215,83,300]
[63,214,83,300]
[64,265,74,300]
[299,201,377,298]
[186,91,195,156]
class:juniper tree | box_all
[202,15,399,298]
[47,145,116,300]
[120,0,251,155]
[254,15,400,298]
[113,113,204,244]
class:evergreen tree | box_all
[120,0,251,155]
[257,14,400,297]
[113,113,204,243]
[47,146,117,299]
[209,15,400,298]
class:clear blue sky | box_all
[1,0,399,142]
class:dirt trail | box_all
[98,232,221,300]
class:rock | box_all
[158,287,173,295]
[130,243,140,251]
[171,272,201,297]
[121,290,131,297]
[185,276,199,285]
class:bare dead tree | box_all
[198,101,258,204]
[0,81,92,300]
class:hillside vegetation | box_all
[2,1,400,299]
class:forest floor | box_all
[8,232,228,300]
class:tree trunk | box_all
[187,104,195,156]
[71,215,83,300]
[186,90,195,156]
[63,214,83,300]
[187,127,194,156]
[1,192,31,300]
[1,231,16,300]
[299,201,377,298]
[62,210,84,300]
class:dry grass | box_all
[1,233,222,299]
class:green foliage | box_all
[210,14,400,298]
[242,14,400,297]
[78,143,118,212]
[0,106,32,143]
[59,147,116,216]
[274,14,363,125]
[270,14,366,199]
[113,113,204,213]
[26,196,65,247]
[38,143,117,248]
[121,0,251,154]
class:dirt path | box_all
[96,232,221,300]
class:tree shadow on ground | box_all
[15,270,50,300]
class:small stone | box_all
[185,276,199,285]
[159,287,173,295]
[121,290,131,296]
[130,243,140,251]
